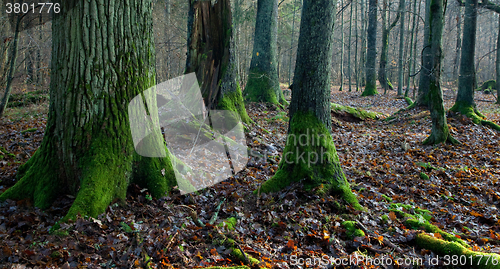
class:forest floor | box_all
[0,85,499,268]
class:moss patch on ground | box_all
[331,103,382,120]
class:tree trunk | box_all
[244,0,286,105]
[450,0,481,120]
[378,0,401,94]
[0,0,178,220]
[362,0,379,96]
[415,0,432,107]
[423,0,458,145]
[339,0,345,91]
[288,0,299,86]
[405,0,418,97]
[359,0,367,89]
[496,15,500,104]
[397,0,405,96]
[260,0,361,210]
[453,7,462,84]
[0,15,21,118]
[348,0,353,92]
[185,0,251,124]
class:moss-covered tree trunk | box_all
[362,0,379,96]
[260,0,361,210]
[185,0,251,123]
[244,0,286,105]
[422,0,458,145]
[0,0,177,220]
[415,0,432,107]
[451,0,477,112]
[377,0,401,94]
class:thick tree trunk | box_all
[423,0,458,145]
[450,0,480,118]
[0,0,177,220]
[244,0,286,105]
[362,0,379,96]
[260,0,361,210]
[416,0,432,107]
[185,0,251,124]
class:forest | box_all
[0,0,499,268]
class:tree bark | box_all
[423,0,458,145]
[0,15,21,118]
[378,0,401,94]
[260,0,361,210]
[497,15,500,104]
[416,0,432,107]
[362,0,379,96]
[185,0,251,124]
[397,0,405,96]
[450,0,480,117]
[244,0,286,105]
[0,0,177,220]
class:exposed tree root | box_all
[450,102,500,131]
[416,234,500,269]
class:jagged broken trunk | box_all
[185,0,251,123]
[0,0,177,220]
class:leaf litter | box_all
[0,87,499,268]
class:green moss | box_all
[419,172,429,180]
[405,97,414,106]
[389,203,468,247]
[361,81,379,96]
[416,234,500,269]
[258,111,362,210]
[342,221,365,238]
[450,101,500,131]
[480,79,496,91]
[381,194,392,202]
[331,103,381,120]
[20,128,38,134]
[218,217,237,230]
[217,82,253,124]
[244,69,281,105]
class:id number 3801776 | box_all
[5,2,60,14]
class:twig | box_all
[209,198,226,225]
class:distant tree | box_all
[0,0,177,220]
[362,0,378,96]
[244,0,287,105]
[497,16,500,104]
[378,0,401,94]
[259,0,361,210]
[186,0,251,123]
[450,0,500,130]
[396,0,406,96]
[423,0,458,144]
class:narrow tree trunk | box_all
[260,0,361,210]
[359,0,367,89]
[453,7,462,84]
[185,0,251,123]
[244,0,286,105]
[411,0,422,99]
[354,0,359,91]
[423,0,458,145]
[496,15,500,104]
[406,0,418,97]
[0,15,21,118]
[348,0,353,92]
[362,0,379,96]
[339,0,345,91]
[0,0,177,220]
[288,0,299,86]
[378,0,401,94]
[397,0,405,96]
